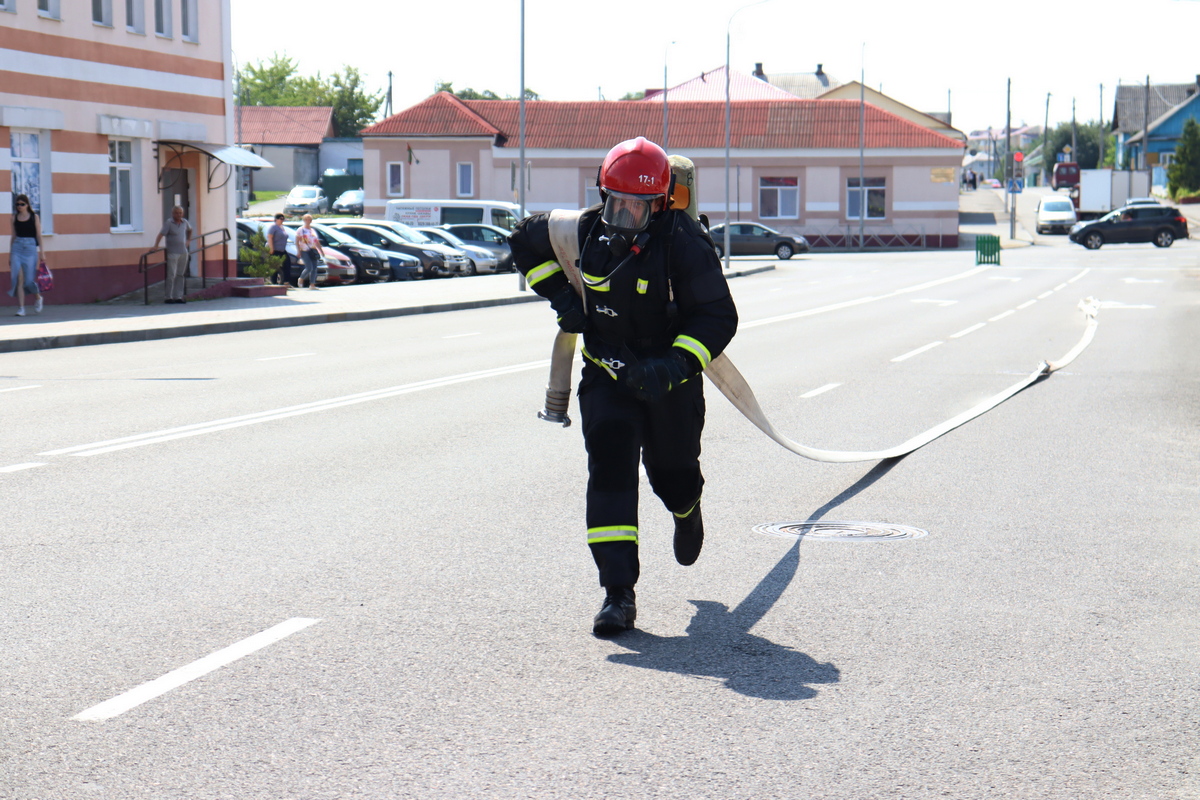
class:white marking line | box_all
[988,309,1016,322]
[989,276,1021,282]
[891,341,943,363]
[39,361,550,458]
[742,264,990,329]
[255,353,314,362]
[1123,277,1164,284]
[0,385,41,394]
[442,332,481,339]
[950,323,986,339]
[911,298,958,307]
[1054,283,1068,291]
[1016,299,1037,310]
[0,462,47,473]
[1037,290,1054,300]
[1067,268,1090,284]
[801,383,841,399]
[74,618,319,722]
[1098,301,1156,309]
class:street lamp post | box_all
[724,0,768,271]
[663,40,675,150]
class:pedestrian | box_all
[295,214,323,290]
[509,137,738,636]
[266,213,292,286]
[153,205,192,304]
[8,194,45,316]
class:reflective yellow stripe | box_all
[636,278,649,294]
[673,335,712,369]
[527,260,562,287]
[581,346,618,380]
[581,272,611,292]
[588,525,638,544]
[673,497,701,518]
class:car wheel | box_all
[466,259,478,276]
[1083,232,1104,250]
[714,243,724,259]
[1153,229,1175,248]
[775,242,794,260]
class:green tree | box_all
[1043,120,1108,169]
[619,90,646,101]
[1167,118,1200,198]
[236,55,383,136]
[238,228,283,281]
[434,81,540,101]
[314,66,383,136]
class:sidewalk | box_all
[0,266,776,354]
[957,187,1034,250]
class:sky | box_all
[231,0,1200,138]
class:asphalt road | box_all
[2,242,1197,799]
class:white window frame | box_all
[584,186,601,209]
[0,0,15,14]
[179,0,197,41]
[846,177,886,221]
[456,162,474,197]
[109,138,141,231]
[38,0,61,19]
[153,0,170,36]
[10,129,52,233]
[759,176,799,219]
[1159,152,1175,166]
[125,0,145,33]
[93,0,113,25]
[386,162,405,197]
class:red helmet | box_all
[599,137,671,196]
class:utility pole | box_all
[1007,78,1015,240]
[1043,93,1050,187]
[1142,75,1151,170]
[517,0,527,291]
[384,71,393,118]
[858,46,865,250]
[1098,84,1105,168]
[1071,98,1077,163]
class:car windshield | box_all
[1042,201,1073,212]
[1099,211,1121,223]
[388,222,433,244]
[293,188,317,199]
[337,191,363,202]
[424,229,465,247]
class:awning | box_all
[155,140,273,192]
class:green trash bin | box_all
[975,234,1001,265]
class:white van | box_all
[384,199,521,231]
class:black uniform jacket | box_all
[510,206,738,385]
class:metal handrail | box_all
[138,228,232,305]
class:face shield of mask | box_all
[601,191,657,234]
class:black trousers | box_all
[272,251,291,285]
[579,365,705,588]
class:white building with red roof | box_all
[235,106,335,191]
[361,88,965,248]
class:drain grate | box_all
[753,521,928,542]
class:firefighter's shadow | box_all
[607,457,904,700]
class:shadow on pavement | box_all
[606,456,906,699]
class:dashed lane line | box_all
[891,341,944,363]
[255,353,314,362]
[1017,299,1037,310]
[1,463,47,473]
[989,309,1016,322]
[800,383,841,399]
[950,323,986,339]
[0,385,41,393]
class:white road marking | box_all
[801,383,841,399]
[1067,268,1090,284]
[950,323,986,339]
[73,618,320,722]
[1122,277,1164,284]
[1037,290,1054,299]
[891,341,944,363]
[988,310,1016,322]
[911,299,958,307]
[255,353,314,361]
[442,332,481,338]
[988,276,1022,282]
[742,265,989,329]
[1054,283,1068,291]
[0,462,46,473]
[1017,299,1037,310]
[1098,301,1156,309]
[40,361,551,458]
[0,385,41,393]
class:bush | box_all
[238,227,283,280]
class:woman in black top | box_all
[8,193,44,316]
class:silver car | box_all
[283,185,328,215]
[416,227,499,274]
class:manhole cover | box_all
[753,521,928,542]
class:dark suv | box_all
[1068,203,1189,249]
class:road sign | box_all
[1008,178,1024,193]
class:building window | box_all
[179,0,196,41]
[0,0,14,13]
[386,162,404,196]
[125,0,144,32]
[11,132,43,215]
[38,0,61,19]
[759,177,799,219]
[847,177,886,220]
[109,139,134,230]
[153,0,170,35]
[93,0,112,25]
[457,163,474,197]
[1159,152,1175,166]
[585,186,601,208]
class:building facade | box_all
[361,92,965,248]
[1,0,260,304]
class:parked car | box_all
[416,227,499,274]
[283,185,328,215]
[236,218,337,284]
[283,221,389,282]
[329,219,468,277]
[332,190,364,215]
[438,223,515,271]
[707,222,808,259]
[384,251,424,281]
[1068,203,1189,249]
[1035,196,1077,235]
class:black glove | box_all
[627,350,693,402]
[549,286,587,333]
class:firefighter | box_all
[509,137,738,636]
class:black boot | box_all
[673,499,704,566]
[593,586,636,636]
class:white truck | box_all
[1074,169,1152,220]
[383,199,521,231]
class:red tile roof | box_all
[362,92,963,150]
[638,66,801,102]
[235,106,335,145]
